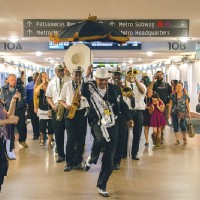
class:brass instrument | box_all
[56,75,65,121]
[56,101,65,121]
[63,44,93,119]
[121,68,140,97]
[67,84,81,119]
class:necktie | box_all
[60,78,63,91]
[130,83,133,90]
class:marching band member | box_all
[59,66,89,171]
[83,67,133,197]
[46,65,67,163]
[124,68,146,160]
[110,67,129,170]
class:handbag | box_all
[5,139,16,160]
[187,118,195,138]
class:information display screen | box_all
[49,41,142,50]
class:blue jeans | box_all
[172,113,187,132]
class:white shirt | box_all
[46,76,69,105]
[123,81,147,110]
[59,80,89,109]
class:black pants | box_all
[114,114,127,165]
[65,109,87,166]
[39,119,53,134]
[52,111,65,158]
[90,123,118,190]
[14,109,27,142]
[28,101,40,137]
[0,138,8,191]
[130,110,143,157]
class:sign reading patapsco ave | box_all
[23,19,189,37]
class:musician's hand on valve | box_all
[65,105,71,110]
[52,105,58,113]
[127,120,134,128]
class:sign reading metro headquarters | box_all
[23,19,189,38]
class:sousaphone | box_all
[64,43,93,73]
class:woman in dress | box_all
[149,93,166,147]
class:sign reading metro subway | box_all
[23,19,189,37]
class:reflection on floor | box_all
[1,125,200,200]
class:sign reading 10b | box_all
[168,42,186,50]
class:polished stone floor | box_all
[1,124,200,200]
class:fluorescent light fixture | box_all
[35,51,42,56]
[50,60,55,64]
[128,59,133,64]
[179,37,190,43]
[8,37,20,43]
[146,51,153,56]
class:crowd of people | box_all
[0,65,195,197]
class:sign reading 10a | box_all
[168,42,186,50]
[3,42,22,50]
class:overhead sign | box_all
[49,41,142,50]
[0,41,196,52]
[23,19,189,38]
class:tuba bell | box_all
[64,43,93,73]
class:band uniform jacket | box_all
[82,81,132,126]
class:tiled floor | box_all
[1,124,200,200]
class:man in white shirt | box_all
[59,66,89,171]
[124,69,147,160]
[46,65,67,163]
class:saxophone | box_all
[67,84,81,119]
[56,78,65,121]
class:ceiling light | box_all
[8,37,21,43]
[146,51,153,56]
[35,51,42,56]
[128,59,133,64]
[178,37,190,43]
[50,60,55,64]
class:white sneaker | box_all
[84,155,91,171]
[98,189,109,197]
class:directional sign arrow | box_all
[27,30,33,35]
[27,21,33,27]
[109,22,115,26]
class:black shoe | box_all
[84,155,91,171]
[114,164,120,170]
[132,155,140,160]
[98,188,109,197]
[56,156,65,163]
[64,165,73,172]
[74,163,84,170]
[33,136,39,140]
[122,155,127,159]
